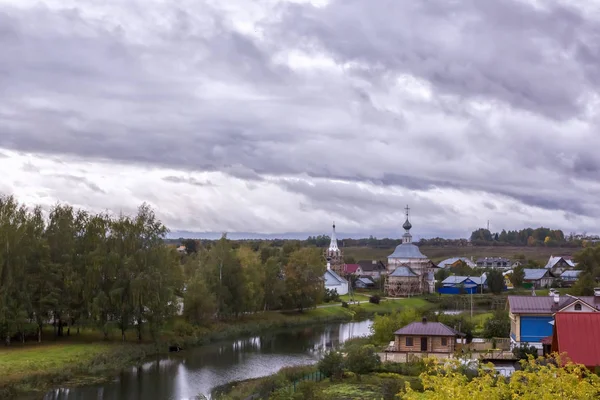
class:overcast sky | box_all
[1,0,599,239]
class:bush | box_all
[345,344,381,375]
[369,295,381,304]
[324,288,341,303]
[513,344,538,360]
[341,301,349,308]
[317,351,344,381]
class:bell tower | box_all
[324,222,344,275]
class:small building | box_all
[324,269,349,296]
[523,268,554,289]
[544,256,576,276]
[476,257,511,269]
[393,317,464,356]
[508,293,600,348]
[437,257,476,269]
[176,245,187,254]
[355,277,376,289]
[343,263,363,275]
[559,270,581,287]
[551,310,600,370]
[438,274,487,295]
[357,260,387,278]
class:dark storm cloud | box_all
[1,0,600,233]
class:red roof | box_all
[344,264,360,274]
[553,312,600,368]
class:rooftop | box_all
[544,256,576,269]
[395,319,464,337]
[388,243,428,259]
[523,268,551,281]
[554,312,600,367]
[508,295,600,314]
[389,265,418,277]
[441,275,487,286]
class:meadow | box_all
[344,245,580,264]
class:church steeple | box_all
[329,222,339,253]
[402,205,412,244]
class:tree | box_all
[370,308,420,345]
[510,266,525,288]
[183,270,217,325]
[486,270,504,294]
[282,248,324,311]
[482,310,510,339]
[182,239,198,254]
[318,350,344,381]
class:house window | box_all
[441,337,448,346]
[574,303,582,311]
[406,337,413,347]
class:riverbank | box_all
[1,298,429,398]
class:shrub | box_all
[317,351,344,381]
[341,301,349,308]
[345,344,381,376]
[369,295,381,304]
[324,288,341,303]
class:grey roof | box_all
[523,268,551,281]
[506,295,600,314]
[560,270,582,278]
[324,269,347,285]
[357,277,375,285]
[476,257,510,263]
[544,256,576,269]
[388,243,428,259]
[394,321,464,337]
[441,275,486,286]
[438,257,476,268]
[389,265,418,277]
[357,260,386,272]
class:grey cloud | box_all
[0,1,599,235]
[51,174,105,194]
[22,162,39,172]
[162,176,215,187]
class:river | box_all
[41,320,372,400]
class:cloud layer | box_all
[1,0,599,238]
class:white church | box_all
[323,222,349,296]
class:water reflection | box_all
[40,320,371,400]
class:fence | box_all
[243,370,325,400]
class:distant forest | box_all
[171,227,597,250]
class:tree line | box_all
[0,196,327,345]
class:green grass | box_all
[344,245,580,265]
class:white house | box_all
[324,269,349,296]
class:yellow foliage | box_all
[403,356,600,400]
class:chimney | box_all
[553,292,560,304]
[326,261,331,270]
[422,317,427,324]
[594,288,600,298]
[372,260,377,264]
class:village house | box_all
[476,257,511,269]
[437,257,476,269]
[559,270,582,287]
[438,274,487,295]
[356,260,387,278]
[508,292,600,349]
[522,268,554,289]
[544,255,577,276]
[392,317,464,358]
[385,206,437,296]
[551,309,600,370]
[355,277,376,289]
[343,263,363,275]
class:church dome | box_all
[402,218,412,231]
[388,243,428,259]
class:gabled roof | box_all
[476,257,510,263]
[357,260,386,272]
[324,269,348,285]
[437,257,476,268]
[560,270,582,279]
[357,277,375,285]
[389,265,418,277]
[508,295,600,314]
[523,268,551,281]
[441,275,486,286]
[394,320,464,337]
[557,297,600,313]
[344,264,360,274]
[553,312,600,367]
[544,256,576,269]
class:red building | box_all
[551,312,600,370]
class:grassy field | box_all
[344,245,581,264]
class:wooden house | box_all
[393,317,464,356]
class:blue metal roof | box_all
[523,268,551,280]
[388,243,428,259]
